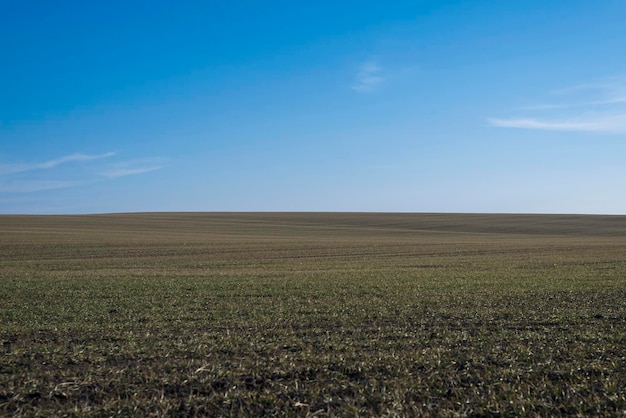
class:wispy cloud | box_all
[519,97,626,111]
[352,60,385,92]
[551,78,626,97]
[489,76,626,133]
[102,166,164,179]
[0,152,115,175]
[35,152,116,169]
[489,114,626,133]
[0,152,165,194]
[101,158,166,179]
[0,180,81,193]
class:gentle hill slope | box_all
[2,212,626,241]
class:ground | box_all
[1,213,625,416]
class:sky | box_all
[2,0,626,214]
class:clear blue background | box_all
[2,1,625,214]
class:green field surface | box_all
[1,213,626,416]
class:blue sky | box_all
[2,0,626,214]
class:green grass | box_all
[1,213,626,416]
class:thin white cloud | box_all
[0,180,81,193]
[489,114,626,133]
[352,60,385,92]
[551,78,626,96]
[102,165,164,179]
[0,152,115,175]
[101,157,167,178]
[36,152,115,169]
[0,151,166,195]
[519,97,626,111]
[489,76,626,134]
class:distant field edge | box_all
[2,212,626,237]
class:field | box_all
[1,212,626,416]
